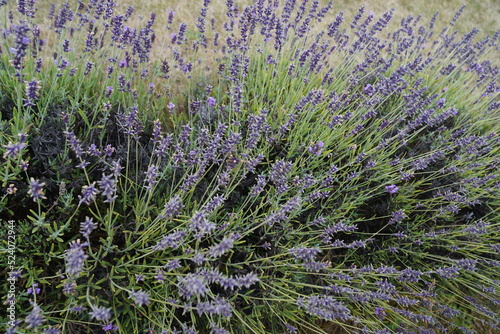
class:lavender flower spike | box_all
[89,305,112,322]
[129,290,151,307]
[159,195,183,219]
[65,239,88,277]
[25,303,45,330]
[3,141,27,159]
[28,177,46,201]
[79,182,100,205]
[80,216,97,239]
[24,79,42,106]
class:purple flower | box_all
[308,141,324,156]
[456,258,478,271]
[62,281,77,295]
[84,62,93,75]
[374,307,386,320]
[250,174,267,197]
[436,266,460,279]
[70,305,85,313]
[289,246,321,261]
[117,106,144,138]
[297,295,351,321]
[177,273,209,299]
[28,177,46,201]
[385,184,399,194]
[363,84,375,96]
[210,324,230,334]
[191,252,207,265]
[164,259,182,271]
[398,268,422,283]
[235,272,259,288]
[197,297,232,318]
[27,283,41,295]
[144,165,160,191]
[208,233,240,259]
[10,23,31,73]
[269,159,293,194]
[53,3,74,31]
[79,182,100,205]
[61,39,72,52]
[98,174,117,203]
[285,324,298,334]
[42,326,61,334]
[129,290,150,307]
[80,217,97,239]
[245,109,268,151]
[64,131,84,157]
[105,86,114,98]
[388,209,406,224]
[202,194,225,213]
[159,195,183,220]
[153,230,186,251]
[9,270,22,280]
[168,102,175,112]
[102,323,118,332]
[24,80,42,106]
[3,141,27,159]
[155,269,166,282]
[207,97,216,106]
[65,239,88,277]
[17,0,37,17]
[89,305,112,322]
[103,145,115,157]
[189,211,216,240]
[436,98,446,108]
[86,144,101,157]
[25,303,45,330]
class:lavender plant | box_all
[1,0,499,333]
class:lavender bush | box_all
[1,0,499,333]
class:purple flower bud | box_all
[308,141,324,155]
[80,216,97,239]
[65,239,88,277]
[297,295,351,321]
[269,159,293,194]
[207,97,216,106]
[104,144,115,157]
[24,80,42,106]
[78,182,99,205]
[129,290,150,307]
[3,141,26,159]
[160,195,183,220]
[178,273,209,299]
[374,307,386,320]
[385,184,399,194]
[208,233,240,259]
[189,211,216,240]
[363,84,375,96]
[28,177,46,201]
[102,323,118,332]
[89,305,112,322]
[25,303,45,330]
[144,165,160,191]
[436,98,446,108]
[153,230,186,251]
[27,283,41,295]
